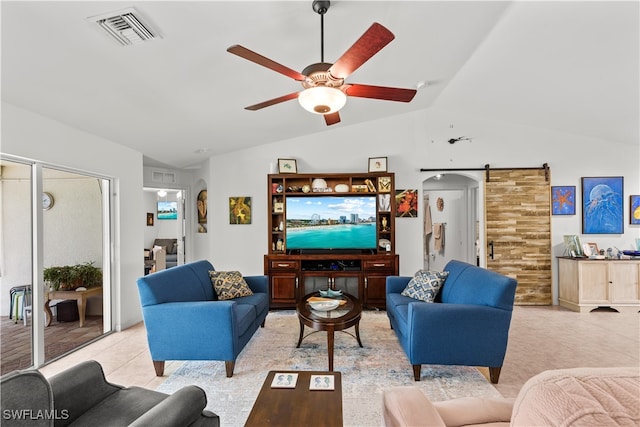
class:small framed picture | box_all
[229,196,252,224]
[278,158,297,174]
[378,176,392,193]
[551,186,576,215]
[146,213,154,226]
[630,195,640,225]
[368,157,388,173]
[586,242,600,256]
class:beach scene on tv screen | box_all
[286,196,377,249]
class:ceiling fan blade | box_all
[245,92,300,111]
[323,112,341,126]
[343,84,417,102]
[328,23,395,79]
[227,45,307,81]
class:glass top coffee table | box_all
[296,292,363,371]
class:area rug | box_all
[156,310,501,426]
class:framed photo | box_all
[630,195,640,225]
[563,235,583,257]
[229,196,252,224]
[551,186,576,215]
[278,158,297,174]
[582,176,623,234]
[368,157,388,173]
[584,242,599,256]
[146,212,154,226]
[157,201,178,220]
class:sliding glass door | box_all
[0,157,112,375]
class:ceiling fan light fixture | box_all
[298,86,346,115]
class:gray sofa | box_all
[153,238,178,268]
[0,360,219,426]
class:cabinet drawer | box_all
[270,260,299,270]
[363,259,394,270]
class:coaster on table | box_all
[271,373,298,388]
[309,374,335,390]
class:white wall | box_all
[1,102,144,330]
[204,107,639,301]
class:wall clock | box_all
[42,192,54,210]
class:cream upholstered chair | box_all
[382,367,640,427]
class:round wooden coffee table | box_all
[296,292,363,371]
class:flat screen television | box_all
[285,196,377,252]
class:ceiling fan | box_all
[227,0,417,126]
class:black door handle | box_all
[489,240,495,260]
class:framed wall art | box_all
[395,189,418,217]
[630,195,640,225]
[368,157,388,173]
[146,213,154,226]
[229,196,252,224]
[551,186,576,215]
[581,176,623,234]
[278,158,297,174]
[157,201,178,220]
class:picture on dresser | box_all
[581,176,623,234]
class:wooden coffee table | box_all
[296,292,363,371]
[245,370,343,427]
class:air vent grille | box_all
[89,8,157,46]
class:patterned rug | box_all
[156,310,501,426]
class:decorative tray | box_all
[309,300,340,311]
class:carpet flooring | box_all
[157,311,500,427]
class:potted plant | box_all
[44,262,102,291]
[75,262,102,288]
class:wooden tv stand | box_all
[265,172,398,309]
[264,253,398,310]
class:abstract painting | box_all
[582,177,623,234]
[395,189,418,217]
[229,196,252,224]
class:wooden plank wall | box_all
[485,169,552,305]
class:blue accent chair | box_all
[386,260,517,383]
[136,260,269,377]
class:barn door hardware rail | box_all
[420,163,549,182]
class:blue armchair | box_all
[386,260,517,383]
[136,260,269,377]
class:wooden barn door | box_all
[485,167,552,305]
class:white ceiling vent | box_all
[88,8,157,46]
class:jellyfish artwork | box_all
[583,182,623,233]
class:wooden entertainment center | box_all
[264,172,399,309]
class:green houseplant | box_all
[44,262,102,291]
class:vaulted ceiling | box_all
[2,1,638,169]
